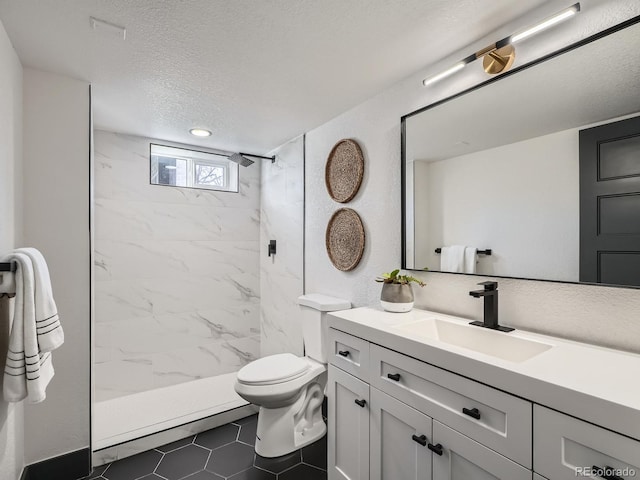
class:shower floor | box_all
[93,372,247,450]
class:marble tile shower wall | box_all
[93,131,261,401]
[260,136,305,357]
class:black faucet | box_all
[469,281,514,332]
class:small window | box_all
[150,144,238,192]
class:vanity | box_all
[326,307,640,480]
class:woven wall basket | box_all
[325,139,364,203]
[326,208,365,271]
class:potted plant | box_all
[375,269,426,313]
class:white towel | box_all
[440,245,466,272]
[15,248,63,352]
[464,247,477,274]
[2,249,62,403]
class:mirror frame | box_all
[400,14,640,289]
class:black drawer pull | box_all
[387,373,401,381]
[427,443,443,456]
[411,434,427,446]
[462,407,481,420]
[338,350,350,357]
[354,398,366,408]
[592,465,624,480]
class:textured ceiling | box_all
[0,0,552,153]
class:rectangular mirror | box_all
[402,18,640,287]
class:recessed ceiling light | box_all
[189,128,212,137]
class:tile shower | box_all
[93,131,266,450]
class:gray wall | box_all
[22,68,90,464]
[0,16,23,480]
[304,0,640,354]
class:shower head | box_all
[228,153,255,167]
[227,152,276,167]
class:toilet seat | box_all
[237,353,310,386]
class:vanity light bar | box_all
[422,3,580,87]
[510,3,580,44]
[422,61,467,87]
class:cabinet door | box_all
[534,405,640,480]
[432,421,532,480]
[328,365,370,480]
[370,388,433,480]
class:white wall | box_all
[415,129,579,281]
[0,17,23,480]
[260,136,305,357]
[304,1,640,353]
[93,131,261,400]
[22,68,91,463]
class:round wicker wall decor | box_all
[325,139,364,203]
[325,208,365,271]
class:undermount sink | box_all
[391,317,553,363]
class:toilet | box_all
[234,293,351,458]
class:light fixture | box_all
[422,3,580,86]
[423,62,466,87]
[189,128,212,137]
[511,4,580,43]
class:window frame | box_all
[150,143,239,193]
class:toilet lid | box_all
[237,353,310,386]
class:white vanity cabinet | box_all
[432,421,531,480]
[327,308,640,480]
[534,405,640,480]
[328,327,534,480]
[327,364,370,480]
[370,388,433,480]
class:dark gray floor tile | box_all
[156,435,195,453]
[206,442,255,477]
[234,414,258,426]
[85,463,109,479]
[195,423,239,450]
[138,475,164,479]
[182,470,224,479]
[228,467,276,480]
[237,418,257,446]
[279,463,327,480]
[103,450,163,480]
[253,450,301,474]
[155,444,210,480]
[301,435,327,470]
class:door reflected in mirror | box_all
[402,19,640,286]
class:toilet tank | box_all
[298,294,351,363]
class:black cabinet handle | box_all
[462,407,481,420]
[338,350,350,357]
[592,465,624,480]
[411,434,427,446]
[427,443,443,456]
[354,398,366,408]
[387,373,401,381]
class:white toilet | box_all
[234,293,351,458]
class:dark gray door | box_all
[580,115,640,286]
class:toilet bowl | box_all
[235,353,327,457]
[234,294,351,458]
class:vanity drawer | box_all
[534,405,640,480]
[328,328,370,382]
[370,344,532,468]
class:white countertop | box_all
[328,306,640,441]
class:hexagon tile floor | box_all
[84,414,327,480]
